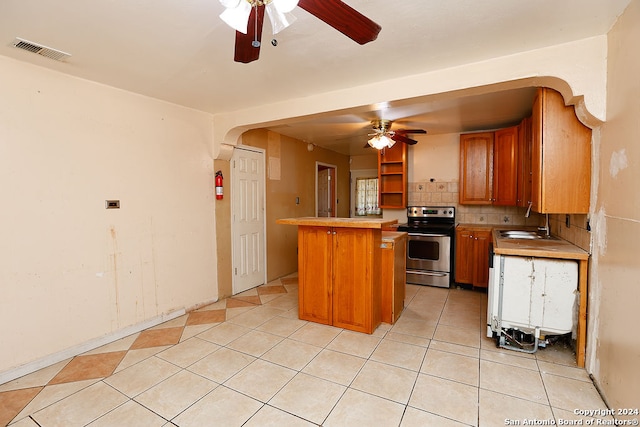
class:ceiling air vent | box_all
[12,37,71,61]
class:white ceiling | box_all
[0,0,631,155]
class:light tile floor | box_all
[0,275,611,426]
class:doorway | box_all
[316,162,337,217]
[231,147,267,295]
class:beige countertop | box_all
[277,217,398,229]
[491,227,589,261]
[381,231,407,242]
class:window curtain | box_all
[355,177,380,216]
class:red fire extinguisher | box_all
[215,170,224,200]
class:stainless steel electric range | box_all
[396,206,456,288]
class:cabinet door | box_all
[493,126,519,206]
[516,117,532,208]
[332,228,380,333]
[455,228,474,284]
[380,234,407,324]
[297,226,332,325]
[472,230,492,288]
[459,133,494,204]
[531,89,543,213]
[531,88,592,213]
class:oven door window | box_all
[406,234,451,273]
[408,240,440,261]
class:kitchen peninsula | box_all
[276,217,398,334]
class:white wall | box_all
[408,133,460,183]
[588,0,640,409]
[212,36,608,148]
[0,56,217,376]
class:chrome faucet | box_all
[538,213,550,237]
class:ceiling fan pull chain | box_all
[252,4,261,48]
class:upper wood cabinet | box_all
[516,117,533,208]
[459,132,494,204]
[493,126,519,206]
[459,127,519,206]
[531,88,592,214]
[378,143,407,209]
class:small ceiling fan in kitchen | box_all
[366,119,427,149]
[218,0,381,63]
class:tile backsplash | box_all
[548,213,592,253]
[407,179,592,253]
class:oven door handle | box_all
[406,270,449,277]
[408,233,449,238]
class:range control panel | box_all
[407,206,455,219]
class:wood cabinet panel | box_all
[381,232,406,324]
[472,230,491,288]
[297,226,381,334]
[454,227,474,284]
[459,132,494,204]
[297,226,332,324]
[493,126,519,206]
[332,228,380,332]
[517,117,533,208]
[455,226,491,288]
[531,88,591,213]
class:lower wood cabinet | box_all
[455,226,492,288]
[381,232,407,324]
[297,225,382,334]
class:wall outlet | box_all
[105,200,120,209]
[565,214,570,228]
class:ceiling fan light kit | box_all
[220,0,297,34]
[367,119,427,149]
[218,0,381,63]
[368,134,396,149]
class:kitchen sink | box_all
[499,230,557,240]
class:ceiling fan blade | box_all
[391,133,418,145]
[234,5,265,63]
[298,0,381,45]
[396,129,427,135]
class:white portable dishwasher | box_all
[487,251,579,353]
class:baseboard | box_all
[0,308,186,385]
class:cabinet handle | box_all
[327,230,331,234]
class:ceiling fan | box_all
[218,0,382,63]
[366,119,427,149]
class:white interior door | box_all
[318,168,330,217]
[316,163,336,217]
[231,147,266,294]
